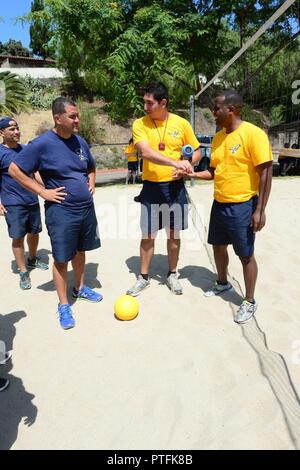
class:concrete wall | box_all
[0,67,65,79]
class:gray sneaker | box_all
[166,273,183,295]
[204,281,233,297]
[234,300,257,324]
[126,275,150,297]
[19,271,31,290]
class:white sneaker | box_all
[234,300,258,324]
[126,275,150,297]
[166,273,183,295]
[204,281,233,297]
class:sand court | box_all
[0,179,300,449]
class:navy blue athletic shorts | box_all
[208,196,258,257]
[45,203,101,262]
[128,161,138,172]
[139,179,188,235]
[4,204,42,239]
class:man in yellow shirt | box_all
[125,137,139,184]
[175,90,273,323]
[127,81,201,296]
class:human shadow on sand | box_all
[0,310,38,450]
[36,262,102,291]
[126,254,170,286]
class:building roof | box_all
[0,55,55,66]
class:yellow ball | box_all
[114,295,139,321]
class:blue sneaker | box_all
[57,304,75,330]
[72,285,103,302]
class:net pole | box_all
[195,0,297,99]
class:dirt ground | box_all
[15,105,214,146]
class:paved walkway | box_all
[96,168,127,185]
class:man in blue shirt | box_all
[9,98,102,330]
[0,117,48,290]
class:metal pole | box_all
[195,0,296,99]
[189,95,195,187]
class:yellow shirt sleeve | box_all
[133,119,148,145]
[247,127,273,166]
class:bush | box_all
[202,108,214,124]
[241,103,267,129]
[270,105,285,126]
[35,121,53,136]
[21,75,57,109]
[91,145,127,169]
[77,101,105,145]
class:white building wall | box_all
[0,67,65,79]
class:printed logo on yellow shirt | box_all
[168,130,180,138]
[229,144,241,154]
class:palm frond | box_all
[0,71,30,114]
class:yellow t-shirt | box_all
[124,143,138,162]
[133,113,200,182]
[210,121,273,203]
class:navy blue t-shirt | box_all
[13,130,96,208]
[0,144,38,206]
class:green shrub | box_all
[241,103,267,129]
[35,121,53,136]
[21,75,57,109]
[202,108,214,124]
[77,101,105,145]
[269,105,285,126]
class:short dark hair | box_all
[52,96,76,116]
[218,90,243,109]
[144,81,169,104]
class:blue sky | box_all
[0,1,32,48]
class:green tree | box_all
[29,0,53,58]
[25,0,299,121]
[38,0,230,120]
[0,39,32,57]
